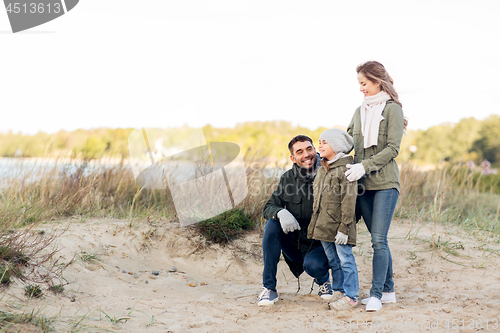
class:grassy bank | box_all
[396,162,500,237]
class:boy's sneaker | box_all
[361,292,396,305]
[317,281,333,299]
[328,296,358,310]
[257,287,278,306]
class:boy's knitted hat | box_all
[319,129,353,154]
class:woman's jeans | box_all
[262,219,343,292]
[357,188,399,299]
[321,241,358,300]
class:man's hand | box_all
[345,163,365,182]
[335,232,348,245]
[277,209,301,234]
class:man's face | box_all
[290,141,317,171]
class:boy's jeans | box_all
[262,219,343,292]
[357,188,399,299]
[321,241,359,300]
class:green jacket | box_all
[263,157,322,254]
[347,100,404,192]
[307,156,357,246]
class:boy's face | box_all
[318,139,336,161]
[290,141,317,171]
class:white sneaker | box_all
[381,291,396,303]
[361,292,396,305]
[365,297,382,311]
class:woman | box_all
[345,61,406,312]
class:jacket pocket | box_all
[284,194,302,219]
[326,204,341,222]
[284,194,301,204]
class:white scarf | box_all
[360,91,390,148]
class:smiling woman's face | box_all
[358,73,381,97]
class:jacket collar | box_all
[322,155,354,171]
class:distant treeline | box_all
[1,116,499,166]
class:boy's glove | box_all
[277,209,301,234]
[335,232,348,245]
[345,163,365,182]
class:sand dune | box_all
[2,217,500,332]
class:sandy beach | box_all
[2,217,500,332]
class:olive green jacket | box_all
[347,100,404,192]
[307,156,357,246]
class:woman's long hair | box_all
[357,61,408,129]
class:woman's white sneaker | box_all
[380,291,396,303]
[365,297,382,311]
[361,292,396,304]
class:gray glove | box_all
[277,209,301,234]
[335,231,348,245]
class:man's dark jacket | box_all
[262,155,322,278]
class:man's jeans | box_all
[357,188,399,299]
[262,219,343,292]
[321,241,358,300]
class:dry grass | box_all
[396,162,500,238]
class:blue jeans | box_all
[262,219,343,291]
[321,241,358,300]
[357,188,399,299]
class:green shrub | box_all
[196,209,255,244]
[48,284,64,294]
[24,284,43,298]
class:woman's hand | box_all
[345,163,365,182]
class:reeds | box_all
[0,157,176,224]
[396,162,500,236]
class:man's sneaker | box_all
[328,296,358,310]
[361,292,396,305]
[317,281,333,299]
[257,287,278,306]
[365,297,383,311]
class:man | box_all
[257,135,344,306]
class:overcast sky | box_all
[1,0,499,135]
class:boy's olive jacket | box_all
[307,156,357,246]
[347,100,405,192]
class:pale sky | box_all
[1,0,499,135]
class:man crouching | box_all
[258,135,344,306]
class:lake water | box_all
[0,158,286,188]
